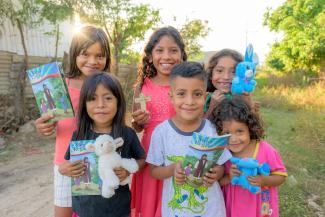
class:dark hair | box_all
[76,72,126,140]
[211,96,264,140]
[206,49,243,92]
[135,26,188,89]
[169,61,207,88]
[67,26,111,78]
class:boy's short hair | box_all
[169,61,207,88]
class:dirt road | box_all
[0,129,54,217]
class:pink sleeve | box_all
[262,141,287,176]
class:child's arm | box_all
[203,165,224,187]
[204,90,225,119]
[248,174,286,187]
[131,110,150,133]
[150,161,186,185]
[114,158,146,182]
[59,160,85,177]
[34,114,56,136]
[219,164,241,186]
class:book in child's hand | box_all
[70,140,101,196]
[27,62,74,121]
[182,132,232,187]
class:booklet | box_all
[182,132,231,187]
[27,62,74,121]
[70,140,101,196]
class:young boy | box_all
[146,62,228,217]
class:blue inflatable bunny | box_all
[230,157,270,194]
[231,44,259,95]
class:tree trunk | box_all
[16,19,29,124]
[54,24,60,60]
[320,59,325,78]
[114,46,119,75]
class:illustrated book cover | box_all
[182,132,232,187]
[70,140,101,196]
[27,62,74,121]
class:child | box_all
[204,49,258,118]
[146,62,226,217]
[34,25,111,217]
[131,26,187,217]
[59,91,68,113]
[212,97,287,217]
[40,98,47,114]
[60,72,146,217]
[43,83,56,110]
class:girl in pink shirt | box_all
[211,97,287,217]
[130,26,187,217]
[35,26,112,217]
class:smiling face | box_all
[211,56,237,93]
[222,119,256,157]
[150,35,182,80]
[76,42,107,78]
[169,76,207,124]
[86,84,117,133]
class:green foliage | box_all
[119,49,141,65]
[35,0,73,24]
[77,0,161,71]
[179,19,211,60]
[264,0,325,75]
[0,0,42,27]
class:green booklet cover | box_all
[27,62,74,121]
[70,140,101,196]
[182,132,231,187]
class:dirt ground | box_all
[0,126,55,217]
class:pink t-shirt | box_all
[54,85,80,165]
[223,140,287,217]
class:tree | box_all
[36,0,74,60]
[179,19,211,60]
[0,0,42,123]
[264,0,325,75]
[78,0,160,74]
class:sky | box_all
[134,0,285,63]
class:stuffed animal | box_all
[230,157,270,194]
[86,134,139,198]
[231,44,259,95]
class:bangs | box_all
[84,78,114,102]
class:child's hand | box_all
[131,110,150,132]
[114,167,130,182]
[247,175,264,186]
[58,160,85,177]
[211,90,226,106]
[229,164,241,180]
[174,161,186,185]
[34,114,57,136]
[203,165,224,187]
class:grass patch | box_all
[259,103,325,216]
[255,69,325,112]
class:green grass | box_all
[253,70,325,216]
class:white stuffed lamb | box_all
[86,134,139,198]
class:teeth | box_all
[161,63,171,68]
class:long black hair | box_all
[206,49,243,92]
[75,72,126,140]
[135,26,188,89]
